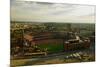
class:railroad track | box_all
[11,48,90,60]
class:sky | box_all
[11,0,95,23]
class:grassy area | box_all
[37,44,64,53]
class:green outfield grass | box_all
[37,44,64,53]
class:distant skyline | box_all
[11,0,95,23]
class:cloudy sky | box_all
[11,0,95,23]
